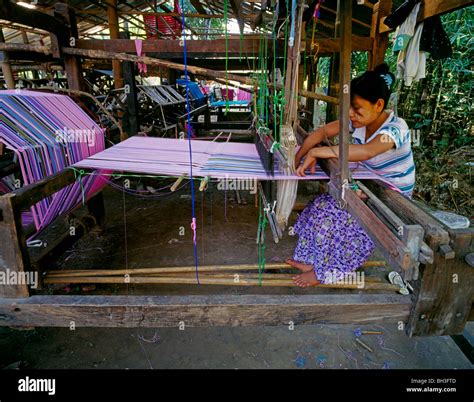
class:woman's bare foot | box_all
[292,271,321,288]
[285,258,314,273]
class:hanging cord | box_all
[180,1,200,284]
[310,0,323,63]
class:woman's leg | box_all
[291,193,374,287]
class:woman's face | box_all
[349,95,384,128]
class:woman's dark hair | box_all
[350,63,395,108]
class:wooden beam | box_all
[9,169,77,212]
[320,5,372,29]
[106,0,123,89]
[77,10,220,18]
[368,180,451,245]
[379,0,474,34]
[0,0,68,36]
[11,64,63,72]
[299,89,339,105]
[307,36,373,55]
[0,294,411,327]
[63,46,257,86]
[75,38,281,57]
[0,42,342,104]
[342,186,412,273]
[0,43,51,54]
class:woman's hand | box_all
[296,150,317,177]
[295,151,317,175]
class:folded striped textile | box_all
[74,136,393,185]
[0,90,108,237]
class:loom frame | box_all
[0,165,472,337]
[0,0,472,339]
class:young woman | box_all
[287,63,415,287]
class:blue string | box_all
[180,1,199,285]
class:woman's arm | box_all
[296,135,395,176]
[295,120,340,166]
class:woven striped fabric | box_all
[0,90,108,237]
[74,136,394,185]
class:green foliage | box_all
[351,52,368,78]
[384,7,473,156]
[173,0,226,35]
[379,7,473,213]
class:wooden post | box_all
[229,0,245,35]
[0,28,15,89]
[368,0,393,70]
[364,181,474,336]
[55,3,84,91]
[407,227,474,337]
[120,31,138,138]
[0,194,30,298]
[330,0,352,203]
[107,0,124,89]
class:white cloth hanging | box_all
[397,22,427,86]
[393,2,421,52]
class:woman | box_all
[287,63,415,287]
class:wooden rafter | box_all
[0,0,68,36]
[379,0,474,33]
[229,0,245,34]
[320,5,372,29]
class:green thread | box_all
[224,0,229,115]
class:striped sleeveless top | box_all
[350,111,415,198]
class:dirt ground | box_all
[1,323,472,369]
[0,181,472,369]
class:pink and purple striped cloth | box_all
[0,90,108,237]
[74,136,394,184]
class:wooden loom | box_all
[0,0,473,337]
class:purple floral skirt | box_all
[293,193,375,284]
